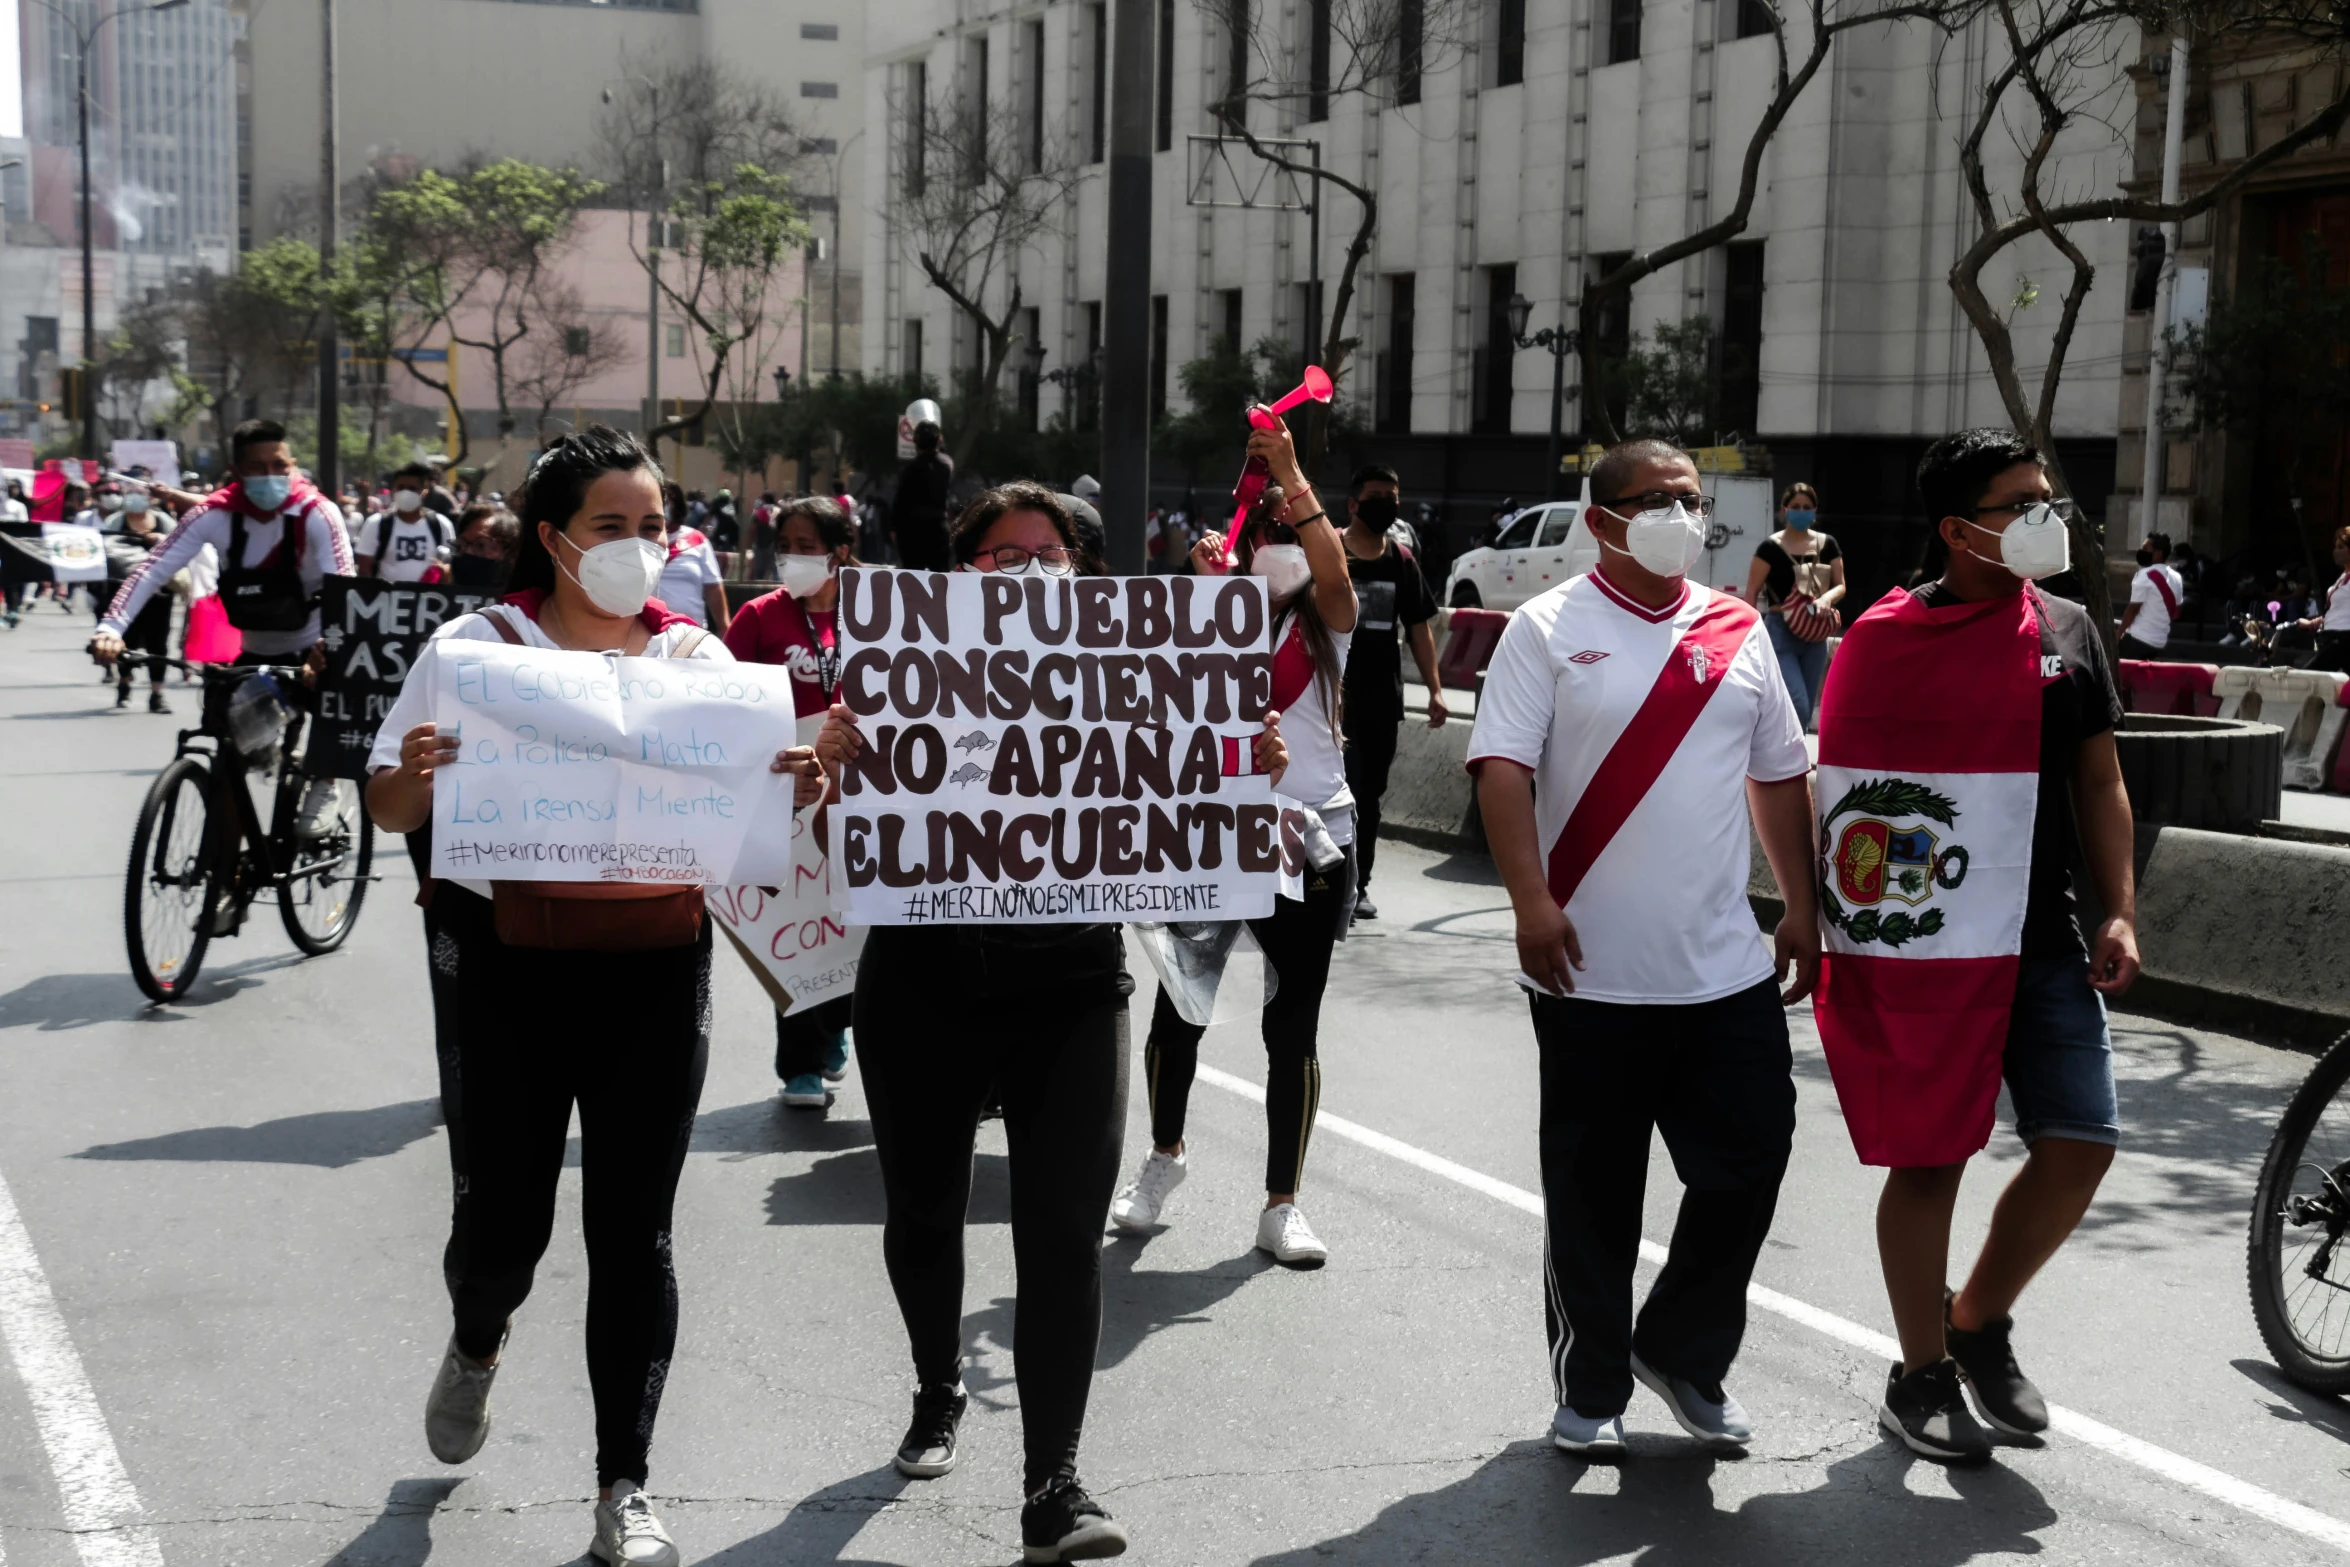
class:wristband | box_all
[1288,509,1329,530]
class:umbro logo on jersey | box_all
[1568,649,1610,665]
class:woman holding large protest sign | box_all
[725,494,861,1107]
[1110,415,1359,1268]
[811,481,1290,1564]
[365,425,754,1567]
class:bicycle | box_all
[2248,1024,2350,1391]
[122,659,376,1003]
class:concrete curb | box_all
[1380,691,2350,1051]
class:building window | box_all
[1721,241,1765,437]
[564,326,592,357]
[905,318,925,380]
[1398,0,1424,105]
[803,137,840,157]
[1295,280,1324,361]
[666,323,686,358]
[1081,300,1103,431]
[1156,0,1176,152]
[1223,0,1250,124]
[1018,306,1043,428]
[1606,0,1641,64]
[1307,0,1331,122]
[1734,0,1775,37]
[1475,264,1515,434]
[1496,0,1526,86]
[1026,19,1047,175]
[801,82,839,99]
[1379,274,1415,433]
[1586,252,1632,437]
[905,61,928,197]
[801,21,838,39]
[968,36,991,178]
[1087,4,1108,163]
[1219,289,1244,350]
[1150,295,1170,421]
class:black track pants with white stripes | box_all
[1530,979,1793,1418]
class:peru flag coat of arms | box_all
[1812,587,2045,1168]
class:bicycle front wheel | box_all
[2249,1028,2350,1392]
[278,779,374,955]
[125,756,218,1003]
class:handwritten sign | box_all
[709,717,867,1013]
[310,579,495,779]
[426,640,799,884]
[831,566,1283,926]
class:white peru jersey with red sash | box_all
[1466,570,1810,1003]
[1812,586,2045,1168]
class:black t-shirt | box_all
[895,452,956,524]
[1752,531,1842,608]
[1342,539,1437,722]
[1910,582,2124,956]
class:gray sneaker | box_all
[424,1323,506,1464]
[1631,1352,1753,1446]
[591,1481,680,1567]
[1550,1405,1627,1457]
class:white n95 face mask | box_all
[560,534,665,617]
[1251,542,1312,599]
[1970,506,2072,580]
[392,489,424,513]
[778,551,834,598]
[1601,501,1705,577]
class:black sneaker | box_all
[147,689,171,715]
[1944,1292,2049,1435]
[1880,1359,1991,1464]
[1021,1478,1128,1563]
[114,683,131,708]
[894,1382,968,1478]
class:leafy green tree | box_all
[1617,316,1720,447]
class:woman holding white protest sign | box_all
[725,494,861,1107]
[809,481,1289,1565]
[365,425,774,1567]
[1110,414,1359,1269]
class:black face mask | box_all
[2135,549,2155,568]
[450,552,512,594]
[1355,495,1399,529]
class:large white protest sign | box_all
[427,640,800,884]
[831,566,1291,926]
[711,716,867,1015]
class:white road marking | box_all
[1195,1062,2350,1555]
[0,1167,165,1567]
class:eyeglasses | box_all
[1597,491,1718,519]
[973,543,1076,576]
[1968,496,2076,521]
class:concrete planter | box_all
[2112,713,2283,834]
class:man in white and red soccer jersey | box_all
[1468,438,1820,1458]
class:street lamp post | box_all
[1506,291,1577,501]
[30,0,189,462]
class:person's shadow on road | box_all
[1247,1440,2056,1567]
[74,1098,442,1169]
[321,1475,462,1565]
[692,1462,913,1567]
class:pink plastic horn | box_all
[1246,364,1336,432]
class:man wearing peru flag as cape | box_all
[1470,440,1821,1461]
[1815,428,2139,1466]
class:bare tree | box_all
[1944,0,2350,631]
[510,282,632,441]
[895,80,1084,469]
[1200,0,1474,451]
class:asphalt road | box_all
[4,603,2349,1567]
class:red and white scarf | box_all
[1813,587,2045,1168]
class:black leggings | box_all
[424,886,712,1487]
[1144,845,1354,1194]
[115,595,170,686]
[854,924,1130,1494]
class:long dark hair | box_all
[507,425,667,594]
[1236,483,1343,744]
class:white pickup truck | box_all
[1444,471,1777,613]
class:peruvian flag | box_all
[1812,587,2045,1168]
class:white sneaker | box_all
[591,1480,680,1567]
[296,777,352,838]
[424,1323,506,1464]
[1551,1405,1627,1457]
[1255,1202,1328,1268]
[1108,1148,1187,1233]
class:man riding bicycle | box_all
[91,418,355,836]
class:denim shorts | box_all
[2003,954,2120,1147]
